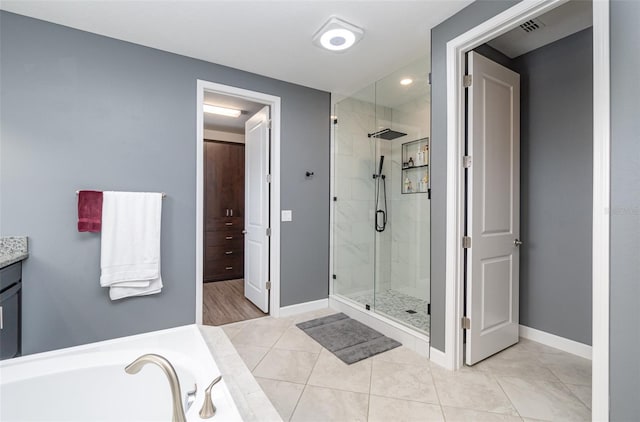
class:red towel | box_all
[77,190,103,232]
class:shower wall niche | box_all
[332,57,431,336]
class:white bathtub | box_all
[0,325,243,421]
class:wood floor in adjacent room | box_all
[203,278,267,326]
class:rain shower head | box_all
[367,128,407,140]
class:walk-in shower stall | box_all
[331,57,431,343]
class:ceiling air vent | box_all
[519,18,545,33]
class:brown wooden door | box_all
[204,141,245,281]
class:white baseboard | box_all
[278,298,328,317]
[519,325,592,360]
[429,346,450,369]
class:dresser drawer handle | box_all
[225,222,233,226]
[225,236,233,240]
[225,266,233,270]
[225,251,233,255]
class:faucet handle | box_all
[184,383,197,412]
[199,375,222,419]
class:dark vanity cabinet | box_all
[0,262,22,360]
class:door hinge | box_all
[463,74,473,88]
[266,281,272,290]
[266,174,272,183]
[462,316,471,330]
[462,236,471,248]
[463,155,472,168]
[266,119,272,129]
[266,227,272,237]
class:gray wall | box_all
[514,28,593,345]
[610,0,640,419]
[0,11,330,354]
[430,0,520,352]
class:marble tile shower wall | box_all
[387,99,431,303]
[334,97,382,297]
[374,139,392,293]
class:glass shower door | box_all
[372,57,432,335]
[332,87,377,306]
[332,56,431,338]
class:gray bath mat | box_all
[296,313,401,364]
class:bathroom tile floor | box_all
[222,309,591,422]
[347,289,431,334]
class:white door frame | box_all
[439,0,609,420]
[195,80,282,320]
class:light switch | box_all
[281,210,292,222]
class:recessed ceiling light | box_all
[203,104,242,118]
[400,78,413,86]
[313,16,364,53]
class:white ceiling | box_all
[203,92,264,133]
[487,0,592,58]
[0,0,472,97]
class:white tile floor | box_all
[222,309,591,422]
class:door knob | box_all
[242,230,247,234]
[514,238,523,247]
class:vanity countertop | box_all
[0,237,29,269]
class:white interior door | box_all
[465,51,520,365]
[244,106,270,312]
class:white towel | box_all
[108,258,163,301]
[100,191,163,300]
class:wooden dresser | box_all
[204,140,244,282]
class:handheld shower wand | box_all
[374,155,388,232]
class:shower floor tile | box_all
[347,289,430,334]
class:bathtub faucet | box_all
[125,353,187,422]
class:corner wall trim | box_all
[429,346,449,369]
[519,325,592,360]
[591,0,610,419]
[278,298,329,317]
